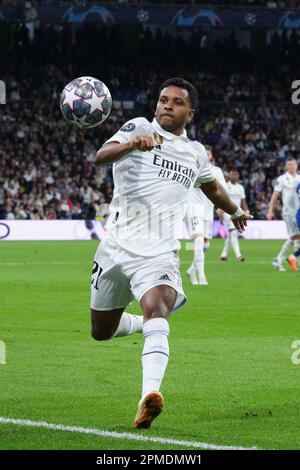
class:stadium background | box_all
[1,0,300,223]
[0,0,300,452]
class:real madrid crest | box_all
[153,132,164,145]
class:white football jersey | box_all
[226,181,246,208]
[103,117,215,256]
[274,172,300,215]
[190,164,227,221]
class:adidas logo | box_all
[159,274,171,281]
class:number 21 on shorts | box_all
[91,261,103,290]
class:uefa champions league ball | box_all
[60,76,112,129]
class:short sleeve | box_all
[190,141,215,188]
[240,185,246,199]
[191,140,215,188]
[194,161,215,188]
[274,177,283,193]
[105,117,152,145]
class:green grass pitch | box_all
[0,239,299,450]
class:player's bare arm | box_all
[201,179,251,232]
[267,190,280,220]
[96,136,155,165]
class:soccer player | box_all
[287,181,300,272]
[220,170,249,261]
[267,158,300,272]
[91,78,250,429]
[186,145,227,285]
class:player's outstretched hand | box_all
[232,212,253,233]
[131,136,155,152]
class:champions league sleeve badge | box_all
[120,122,136,132]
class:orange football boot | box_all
[287,255,298,272]
[134,391,164,429]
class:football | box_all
[60,76,112,129]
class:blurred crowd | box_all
[1,22,300,221]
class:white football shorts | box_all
[91,237,186,312]
[283,211,300,237]
[186,216,213,239]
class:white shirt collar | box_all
[286,172,298,179]
[152,118,188,141]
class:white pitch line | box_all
[0,417,258,451]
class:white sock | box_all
[231,230,242,258]
[112,312,143,338]
[193,237,205,277]
[203,241,210,253]
[141,318,169,399]
[221,234,231,257]
[294,240,300,261]
[278,239,293,261]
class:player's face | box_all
[229,171,239,183]
[286,160,298,175]
[155,86,194,135]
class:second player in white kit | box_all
[186,145,227,285]
[268,158,300,272]
[220,170,249,262]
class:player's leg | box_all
[200,222,212,283]
[186,224,197,284]
[274,214,295,271]
[220,215,231,260]
[129,251,185,428]
[186,238,199,285]
[293,236,300,263]
[196,236,207,284]
[274,238,293,267]
[192,221,211,285]
[287,233,300,272]
[134,285,176,429]
[220,232,231,260]
[188,236,207,285]
[230,229,245,261]
[277,239,293,260]
[91,239,143,341]
[186,207,205,285]
[141,284,175,396]
[91,308,123,340]
[197,223,214,286]
[91,308,143,340]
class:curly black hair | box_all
[159,77,198,109]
